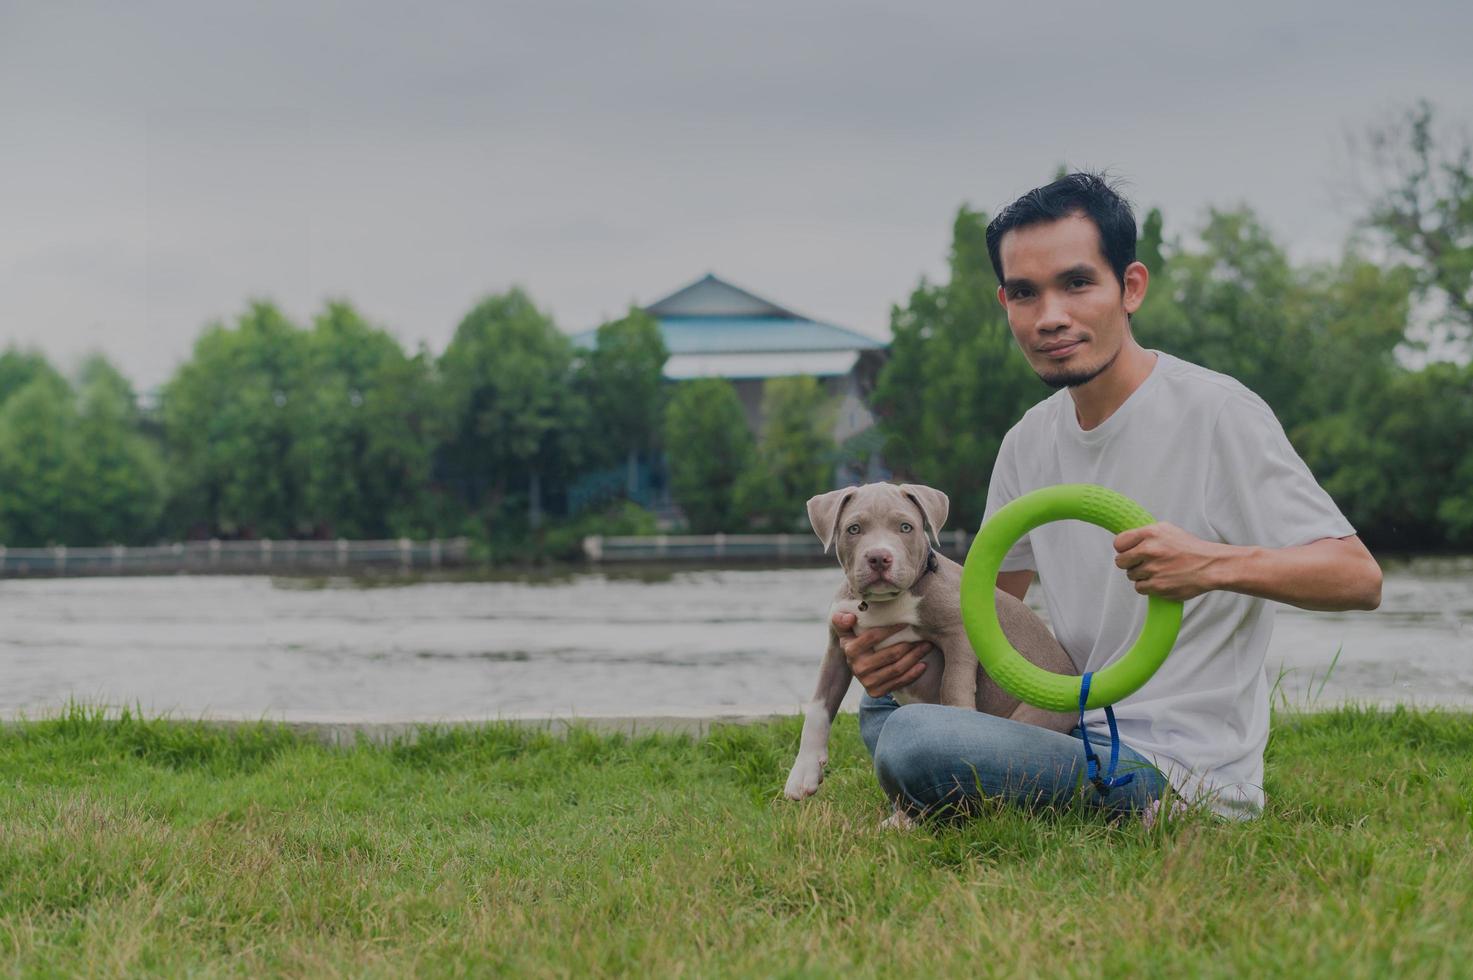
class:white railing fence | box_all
[582,529,975,563]
[0,538,471,577]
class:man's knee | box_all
[872,704,1084,815]
[872,704,974,808]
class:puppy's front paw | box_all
[878,808,917,831]
[783,753,826,800]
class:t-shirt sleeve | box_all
[984,426,1036,572]
[1205,393,1356,548]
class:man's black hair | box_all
[984,172,1137,288]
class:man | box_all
[837,173,1382,820]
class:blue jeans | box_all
[860,694,1167,818]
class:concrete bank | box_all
[8,701,1467,748]
[1,712,796,746]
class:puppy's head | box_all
[806,482,949,600]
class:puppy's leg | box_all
[928,626,1014,717]
[937,642,979,709]
[995,589,1077,733]
[784,633,853,800]
[1006,702,1076,732]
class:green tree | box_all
[577,307,668,481]
[735,376,835,531]
[1293,254,1416,419]
[0,372,76,545]
[438,288,583,531]
[161,301,312,537]
[0,348,66,408]
[0,353,165,546]
[1286,254,1422,545]
[1137,207,1167,278]
[664,378,754,532]
[1356,101,1473,353]
[872,206,1049,529]
[1433,364,1473,543]
[65,355,166,544]
[295,302,438,538]
[1299,361,1473,549]
[1130,205,1188,355]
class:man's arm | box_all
[996,569,1035,602]
[1114,524,1382,611]
[983,424,1035,603]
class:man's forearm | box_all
[996,569,1034,602]
[1210,536,1382,612]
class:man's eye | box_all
[1069,278,1090,289]
[900,522,913,533]
[846,524,861,535]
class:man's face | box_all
[995,212,1146,389]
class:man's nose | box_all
[865,550,893,571]
[1037,292,1071,332]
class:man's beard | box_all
[1035,345,1119,389]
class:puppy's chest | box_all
[831,591,927,646]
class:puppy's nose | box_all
[865,550,893,571]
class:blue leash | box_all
[1078,672,1134,794]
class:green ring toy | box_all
[960,484,1184,713]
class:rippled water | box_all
[2,558,1470,721]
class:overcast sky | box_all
[3,1,1471,390]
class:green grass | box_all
[1,705,1470,977]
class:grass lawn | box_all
[1,705,1470,976]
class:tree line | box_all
[0,294,841,554]
[1,103,1468,554]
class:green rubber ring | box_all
[960,484,1184,712]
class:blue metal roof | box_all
[571,316,884,355]
[644,273,799,319]
[655,316,883,355]
[572,274,886,357]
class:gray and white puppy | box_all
[783,482,1077,802]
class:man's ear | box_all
[1123,260,1149,315]
[806,488,856,554]
[996,283,1008,309]
[899,484,948,549]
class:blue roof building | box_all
[568,273,891,521]
[576,273,888,446]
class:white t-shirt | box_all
[984,351,1355,818]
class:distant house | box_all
[581,271,886,444]
[569,273,890,514]
[652,273,889,450]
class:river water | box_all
[2,558,1470,721]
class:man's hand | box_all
[1113,522,1229,601]
[831,611,931,697]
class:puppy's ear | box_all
[899,484,949,549]
[806,488,856,554]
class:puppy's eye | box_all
[846,523,861,535]
[900,522,913,533]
